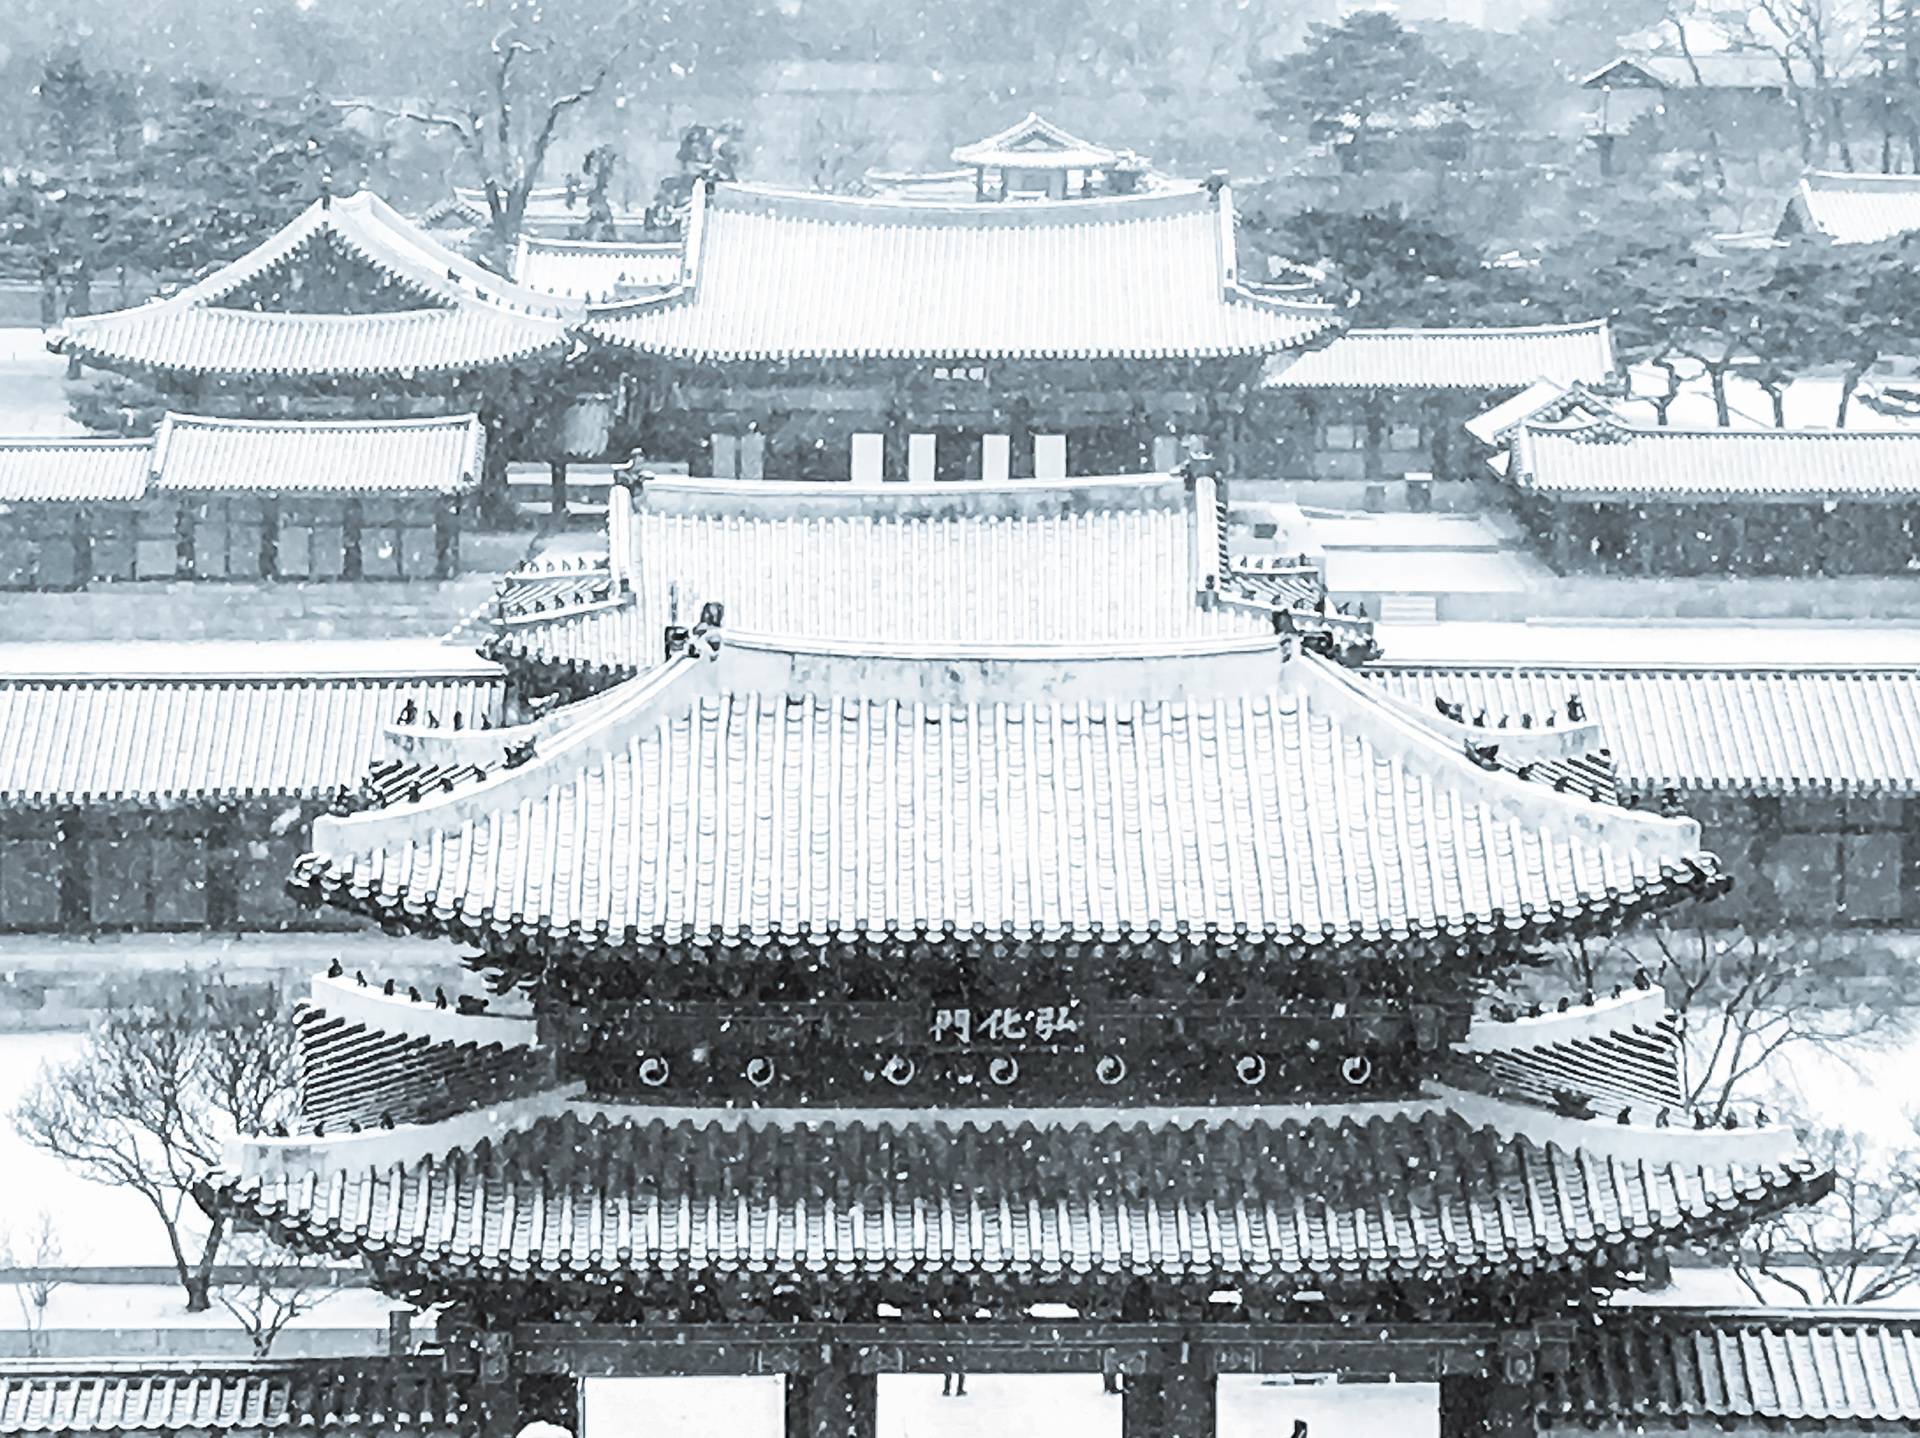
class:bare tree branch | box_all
[11,974,296,1313]
[1733,1122,1920,1305]
[215,1232,342,1357]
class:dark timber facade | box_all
[584,181,1338,485]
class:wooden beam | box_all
[514,1324,1499,1379]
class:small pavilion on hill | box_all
[583,179,1339,485]
[866,114,1188,204]
[949,113,1152,201]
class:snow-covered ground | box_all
[0,329,83,439]
[0,638,501,680]
[581,1376,1437,1438]
[0,1033,165,1267]
[1373,620,1920,666]
[1621,361,1920,432]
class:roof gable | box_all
[172,192,571,319]
[61,191,576,378]
[209,229,452,314]
[585,182,1339,361]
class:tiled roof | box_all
[1788,170,1920,244]
[1463,379,1600,447]
[0,416,482,504]
[168,192,567,318]
[513,237,681,301]
[295,642,1719,948]
[484,604,644,689]
[150,413,483,495]
[951,113,1121,170]
[62,191,572,378]
[1264,323,1616,392]
[1366,664,1920,796]
[485,479,1272,687]
[0,1363,471,1437]
[0,675,501,805]
[62,306,569,379]
[451,185,646,230]
[1510,419,1920,499]
[1452,991,1686,1116]
[1582,53,1803,90]
[214,1093,1818,1291]
[297,996,544,1135]
[1546,1311,1920,1427]
[0,439,152,503]
[585,183,1338,361]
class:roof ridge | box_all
[1300,651,1707,860]
[1531,419,1920,439]
[0,435,153,450]
[1345,319,1610,338]
[519,235,680,255]
[155,410,483,435]
[711,179,1215,225]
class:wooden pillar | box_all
[1161,1364,1215,1438]
[1363,392,1387,479]
[1124,1356,1214,1438]
[259,497,279,580]
[1439,1374,1493,1438]
[342,497,364,581]
[436,496,462,579]
[56,807,89,934]
[1122,1375,1163,1438]
[787,1350,875,1438]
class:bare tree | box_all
[1,1211,68,1358]
[215,1232,342,1357]
[12,975,295,1313]
[1732,1123,1920,1304]
[1748,0,1872,167]
[1537,908,1895,1121]
[346,4,648,267]
[1666,6,1731,190]
[1653,921,1893,1120]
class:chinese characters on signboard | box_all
[930,1004,1081,1046]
